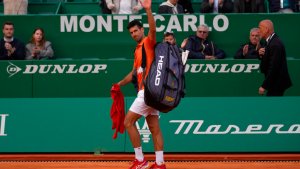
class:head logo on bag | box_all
[155,55,165,86]
[143,42,186,113]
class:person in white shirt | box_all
[106,0,142,14]
[3,0,28,15]
[158,0,184,14]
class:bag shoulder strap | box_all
[142,43,146,69]
[139,43,147,89]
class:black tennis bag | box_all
[143,42,185,113]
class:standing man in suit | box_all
[258,19,292,96]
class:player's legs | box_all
[146,115,166,168]
[146,115,163,151]
[124,111,142,148]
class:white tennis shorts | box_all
[129,90,159,117]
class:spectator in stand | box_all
[183,24,225,59]
[178,0,194,13]
[158,0,184,14]
[163,32,177,45]
[268,0,298,13]
[234,28,265,59]
[26,28,54,60]
[201,0,233,13]
[105,0,142,14]
[3,0,28,15]
[234,0,266,13]
[0,21,25,60]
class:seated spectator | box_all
[201,0,233,13]
[163,32,189,64]
[234,28,264,59]
[163,31,177,45]
[105,0,142,14]
[178,0,194,13]
[0,21,25,60]
[268,0,298,13]
[26,28,54,60]
[163,31,185,51]
[158,0,184,14]
[4,0,28,15]
[234,0,266,13]
[183,24,225,59]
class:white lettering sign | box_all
[60,15,230,33]
[184,64,260,73]
[7,63,108,77]
[0,114,8,136]
[170,120,300,135]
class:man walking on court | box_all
[258,19,292,96]
[116,0,166,168]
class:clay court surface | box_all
[0,154,299,169]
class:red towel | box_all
[110,84,125,139]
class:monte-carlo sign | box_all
[60,14,230,33]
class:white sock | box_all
[155,151,164,165]
[134,147,144,162]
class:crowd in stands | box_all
[1,0,299,60]
[0,19,266,61]
[100,0,300,14]
[1,0,300,14]
[0,21,53,60]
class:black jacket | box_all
[184,35,225,59]
[201,0,234,13]
[234,42,263,59]
[234,0,266,13]
[178,0,194,13]
[260,34,292,91]
[0,38,25,60]
[268,0,298,12]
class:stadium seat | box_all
[61,2,100,14]
[28,2,60,14]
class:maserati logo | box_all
[136,120,151,143]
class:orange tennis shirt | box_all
[134,36,156,91]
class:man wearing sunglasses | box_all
[183,24,225,59]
